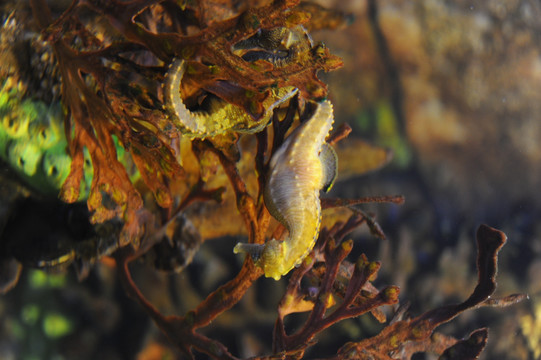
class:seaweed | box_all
[27,0,342,243]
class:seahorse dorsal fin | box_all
[320,142,338,192]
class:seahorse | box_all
[164,59,298,138]
[234,100,337,280]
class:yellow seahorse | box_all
[164,59,297,138]
[234,100,337,280]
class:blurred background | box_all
[319,1,541,358]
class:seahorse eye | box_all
[49,165,58,177]
[7,117,15,129]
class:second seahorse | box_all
[234,100,337,280]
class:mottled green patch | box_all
[42,313,73,339]
[21,304,40,325]
[355,101,412,167]
[28,270,67,288]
